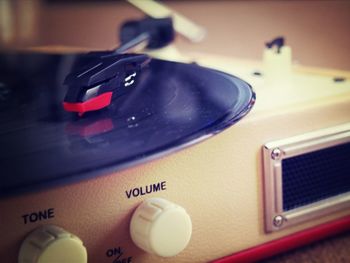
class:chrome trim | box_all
[263,123,350,232]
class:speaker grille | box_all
[264,124,350,232]
[282,142,350,211]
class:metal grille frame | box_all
[263,123,350,232]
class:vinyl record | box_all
[0,52,255,196]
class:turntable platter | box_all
[0,52,255,196]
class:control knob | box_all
[18,225,87,263]
[130,198,192,257]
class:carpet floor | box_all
[261,231,350,262]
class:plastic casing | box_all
[0,52,350,262]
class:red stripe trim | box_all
[214,215,350,263]
[63,92,112,116]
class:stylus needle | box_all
[127,0,206,43]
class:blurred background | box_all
[1,0,350,70]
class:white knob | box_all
[130,198,192,257]
[18,225,87,263]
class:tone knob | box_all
[18,225,87,263]
[130,198,192,257]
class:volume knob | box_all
[18,225,87,263]
[130,198,192,257]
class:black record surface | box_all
[0,52,255,197]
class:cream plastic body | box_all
[1,53,350,263]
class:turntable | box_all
[0,1,350,263]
